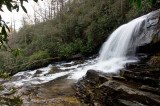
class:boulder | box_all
[45,68,61,76]
[139,9,160,46]
[85,70,109,85]
[33,70,43,77]
[136,9,160,55]
[125,63,150,70]
[121,70,159,87]
[139,85,160,95]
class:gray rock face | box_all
[138,9,160,46]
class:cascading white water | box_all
[9,13,150,87]
[98,16,146,61]
[69,15,147,79]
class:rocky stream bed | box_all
[0,54,159,106]
[0,59,91,106]
[0,8,160,106]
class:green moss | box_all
[0,86,4,91]
[0,70,11,79]
[0,96,23,106]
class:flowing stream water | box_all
[4,13,150,88]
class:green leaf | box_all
[24,0,29,2]
[4,24,10,32]
[150,0,153,5]
[6,2,13,12]
[21,5,27,13]
[16,6,19,12]
[2,26,8,39]
[129,0,135,6]
[13,4,18,9]
[34,0,38,2]
[20,0,23,5]
[137,0,142,9]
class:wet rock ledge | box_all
[74,63,160,106]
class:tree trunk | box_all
[120,0,124,18]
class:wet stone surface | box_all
[74,68,160,106]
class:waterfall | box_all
[69,15,148,79]
[11,13,150,87]
[98,16,146,61]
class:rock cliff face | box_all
[74,9,160,106]
[137,9,160,55]
[138,9,160,46]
